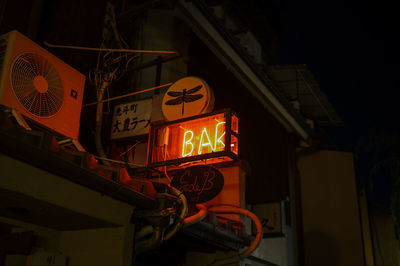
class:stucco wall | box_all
[297,150,364,266]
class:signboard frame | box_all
[147,109,239,168]
[251,201,285,237]
[110,98,152,140]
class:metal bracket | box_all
[57,138,86,152]
[10,109,31,130]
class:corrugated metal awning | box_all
[267,65,343,126]
[176,0,314,140]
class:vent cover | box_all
[11,53,64,117]
[0,30,85,139]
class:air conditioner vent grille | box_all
[11,53,64,117]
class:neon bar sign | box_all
[147,110,239,168]
[181,120,226,157]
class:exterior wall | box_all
[0,154,135,266]
[134,9,189,99]
[0,154,134,226]
[243,202,292,266]
[369,206,400,266]
[59,226,134,266]
[3,224,134,266]
[187,32,291,204]
[358,188,374,266]
[205,164,246,222]
[185,250,240,266]
[297,150,364,266]
[252,237,288,265]
[1,216,62,252]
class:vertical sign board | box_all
[111,98,152,139]
[147,109,239,168]
[252,201,283,237]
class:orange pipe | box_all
[184,204,208,227]
[208,206,263,259]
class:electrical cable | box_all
[83,82,172,107]
[164,166,172,183]
[44,41,177,54]
[119,141,140,158]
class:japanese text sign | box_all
[111,98,152,139]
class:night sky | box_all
[277,1,400,206]
[278,1,399,146]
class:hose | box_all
[135,225,153,240]
[134,186,185,254]
[183,204,208,228]
[164,186,188,240]
[135,226,163,254]
[207,205,262,265]
[135,202,207,241]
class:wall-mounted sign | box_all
[162,77,214,121]
[110,98,152,139]
[147,109,239,168]
[252,201,284,237]
[171,165,224,203]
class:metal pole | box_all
[83,83,172,107]
[44,41,177,54]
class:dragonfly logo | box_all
[162,77,214,121]
[165,85,204,115]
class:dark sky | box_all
[276,1,400,206]
[277,1,400,151]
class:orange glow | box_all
[215,122,226,149]
[155,114,225,161]
[150,111,239,167]
[198,127,214,155]
[182,130,194,157]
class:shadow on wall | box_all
[304,231,341,266]
[370,206,400,266]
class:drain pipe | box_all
[94,72,116,166]
[95,97,109,165]
[164,186,188,240]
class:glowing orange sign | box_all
[148,110,239,168]
[181,120,226,157]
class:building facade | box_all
[0,1,367,265]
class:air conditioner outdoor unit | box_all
[0,30,85,140]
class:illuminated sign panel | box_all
[147,110,239,168]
